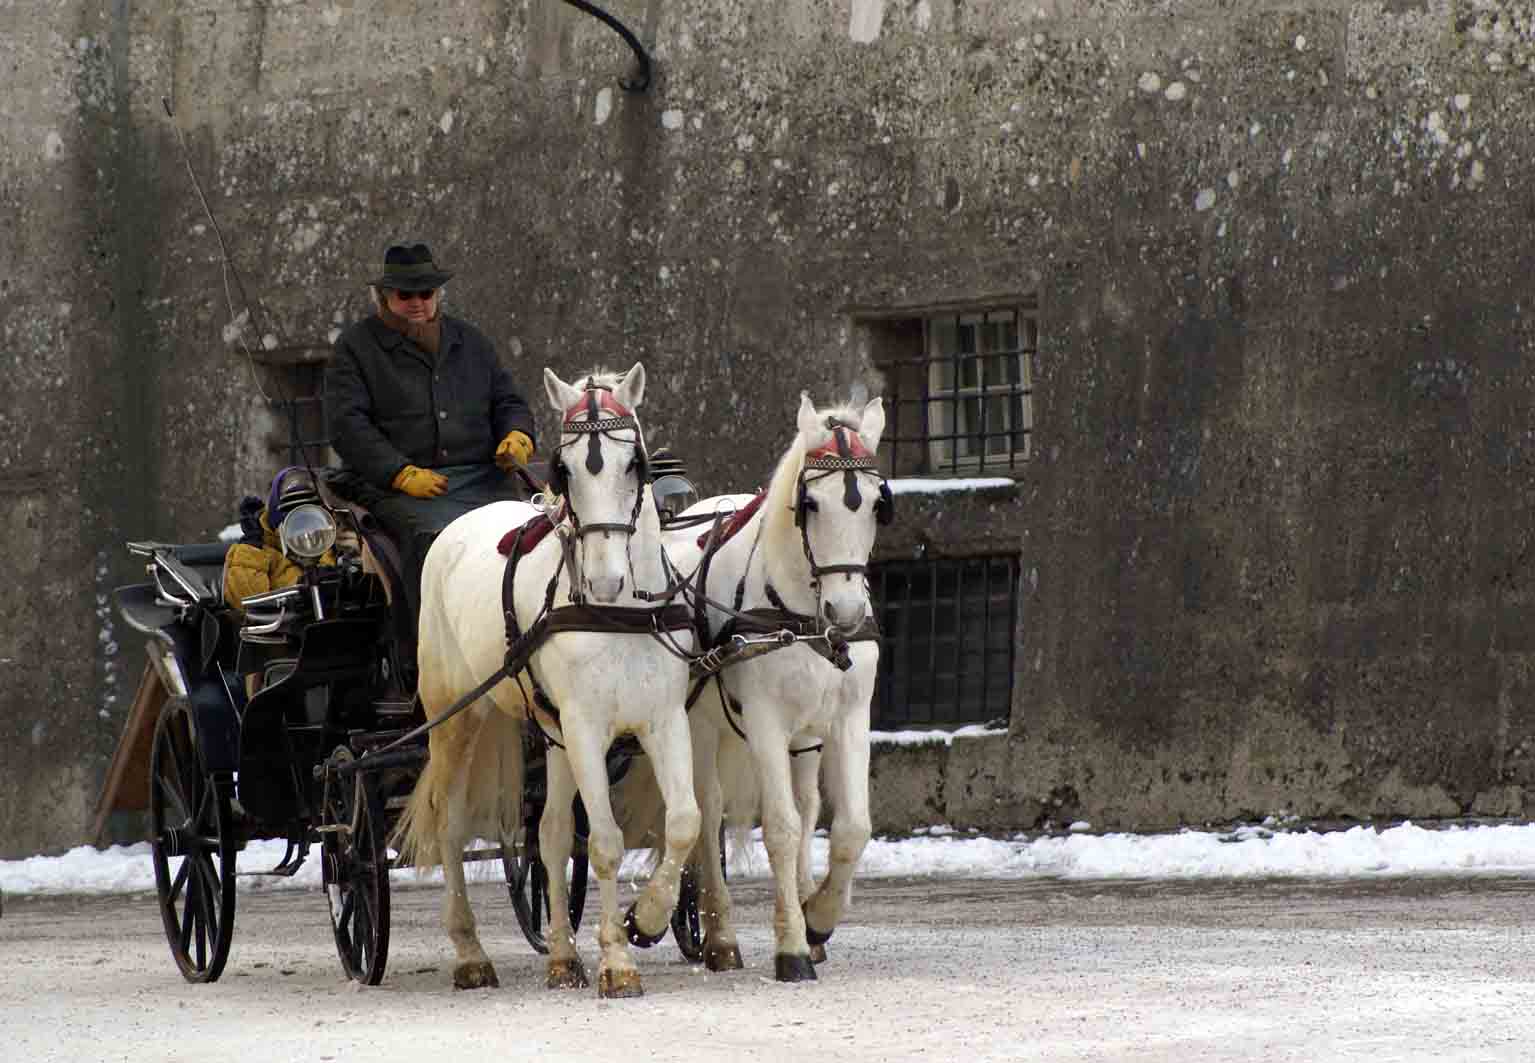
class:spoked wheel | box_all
[320,749,391,985]
[149,697,237,983]
[504,803,590,954]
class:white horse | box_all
[395,363,698,997]
[625,392,887,981]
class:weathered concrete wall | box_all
[5,0,1535,854]
[0,2,155,856]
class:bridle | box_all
[548,379,653,604]
[691,417,892,675]
[788,418,894,606]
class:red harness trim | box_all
[807,426,871,461]
[697,491,767,549]
[562,390,633,424]
[497,513,557,557]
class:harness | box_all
[681,420,888,747]
[357,410,891,765]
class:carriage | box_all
[100,366,890,992]
[102,459,705,985]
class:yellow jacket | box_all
[223,510,334,610]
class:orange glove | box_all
[392,464,448,499]
[495,431,534,471]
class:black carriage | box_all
[103,482,592,985]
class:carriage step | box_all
[373,698,417,717]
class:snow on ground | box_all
[8,819,1535,898]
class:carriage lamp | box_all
[280,504,338,562]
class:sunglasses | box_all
[389,288,437,302]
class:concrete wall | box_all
[5,0,1535,855]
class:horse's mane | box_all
[760,399,867,534]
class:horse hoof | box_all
[774,953,818,983]
[624,904,667,949]
[704,943,743,972]
[803,906,834,947]
[809,943,828,965]
[452,961,499,990]
[547,957,590,990]
[598,966,645,999]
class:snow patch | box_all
[887,476,1014,496]
[849,0,886,43]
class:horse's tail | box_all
[392,705,525,871]
[392,748,440,871]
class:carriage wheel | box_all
[149,697,237,983]
[320,749,391,985]
[503,803,589,954]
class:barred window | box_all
[864,304,1037,477]
[869,555,1019,730]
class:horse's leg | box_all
[791,745,828,964]
[561,718,642,998]
[538,746,588,988]
[694,722,741,971]
[433,720,499,989]
[625,709,701,947]
[801,718,872,953]
[749,730,817,982]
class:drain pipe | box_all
[559,0,652,92]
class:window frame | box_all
[868,553,1020,731]
[856,298,1038,478]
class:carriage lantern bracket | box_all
[561,0,652,92]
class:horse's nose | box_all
[823,598,867,630]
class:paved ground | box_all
[4,874,1535,1062]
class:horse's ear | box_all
[614,362,646,410]
[859,396,886,452]
[796,392,820,440]
[543,367,580,412]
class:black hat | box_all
[369,242,454,291]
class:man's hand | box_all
[392,464,448,499]
[495,431,534,471]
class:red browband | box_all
[563,388,634,425]
[806,425,871,461]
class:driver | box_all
[324,242,537,642]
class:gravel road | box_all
[4,875,1534,1062]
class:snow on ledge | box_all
[887,476,1015,495]
[871,723,1008,747]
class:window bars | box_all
[875,306,1037,477]
[869,554,1019,730]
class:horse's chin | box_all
[822,599,868,632]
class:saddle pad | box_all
[498,513,556,558]
[697,491,766,549]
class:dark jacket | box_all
[325,314,536,489]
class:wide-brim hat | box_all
[369,241,454,291]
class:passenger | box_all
[324,241,537,654]
[223,468,336,611]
